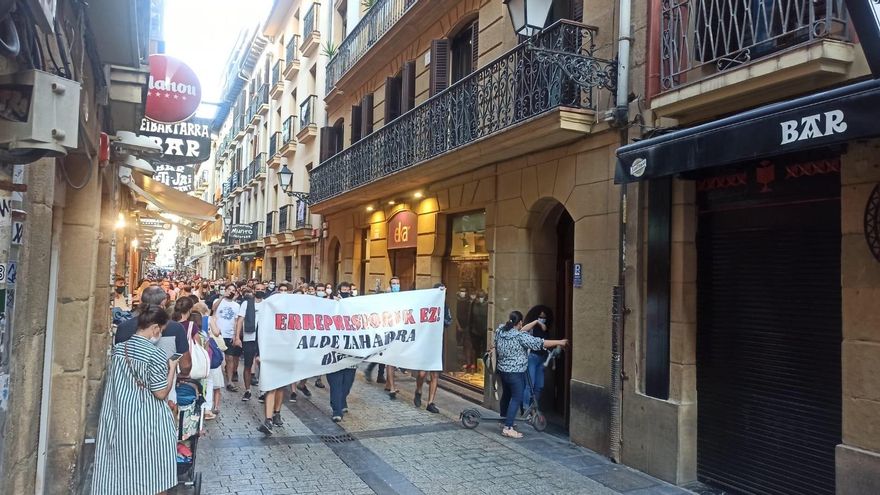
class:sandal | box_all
[203,411,217,420]
[501,427,523,439]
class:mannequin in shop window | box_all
[456,288,472,372]
[469,290,488,376]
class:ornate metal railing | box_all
[282,116,296,144]
[299,95,316,130]
[659,0,850,91]
[286,35,300,63]
[248,153,266,181]
[303,2,318,37]
[266,211,275,235]
[326,0,418,92]
[269,132,282,157]
[241,162,253,184]
[249,221,264,241]
[311,21,612,204]
[278,205,290,232]
[272,61,282,86]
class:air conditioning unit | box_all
[0,70,81,154]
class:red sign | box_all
[387,210,417,250]
[145,55,202,124]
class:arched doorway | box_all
[525,199,575,431]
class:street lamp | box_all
[276,164,310,202]
[503,0,552,37]
[224,209,233,226]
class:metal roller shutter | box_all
[696,169,841,495]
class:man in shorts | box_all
[234,284,265,401]
[213,283,242,390]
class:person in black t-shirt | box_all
[522,305,554,410]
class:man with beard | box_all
[213,283,242,390]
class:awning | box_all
[126,172,219,223]
[185,254,205,265]
[615,79,880,184]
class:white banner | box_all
[257,288,445,391]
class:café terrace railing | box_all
[310,21,613,204]
[659,0,850,91]
[326,0,418,92]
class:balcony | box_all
[652,0,853,123]
[268,132,283,167]
[278,204,289,232]
[265,211,275,236]
[234,112,246,141]
[284,36,301,80]
[246,153,267,186]
[255,84,270,116]
[300,2,320,57]
[280,116,297,156]
[270,61,284,99]
[297,95,318,143]
[326,0,418,93]
[310,21,606,209]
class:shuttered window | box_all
[350,105,362,143]
[361,93,374,137]
[319,126,334,162]
[401,61,416,113]
[429,39,449,96]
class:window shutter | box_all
[384,76,396,123]
[429,39,449,96]
[569,0,583,22]
[350,105,362,143]
[401,61,416,113]
[361,93,374,136]
[319,126,335,162]
[470,21,479,71]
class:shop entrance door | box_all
[696,161,841,494]
[548,209,574,430]
[390,248,416,290]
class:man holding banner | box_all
[256,284,446,424]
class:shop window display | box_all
[442,211,489,390]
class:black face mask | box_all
[340,292,351,298]
[115,287,125,294]
[255,291,266,299]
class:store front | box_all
[442,211,489,390]
[616,79,880,493]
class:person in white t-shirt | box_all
[234,285,263,402]
[213,283,242,391]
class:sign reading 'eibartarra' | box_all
[258,289,445,390]
[139,117,212,165]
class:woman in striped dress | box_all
[92,305,180,495]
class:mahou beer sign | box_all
[146,54,202,124]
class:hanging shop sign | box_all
[153,164,194,192]
[387,210,417,250]
[146,54,202,124]
[845,0,880,77]
[227,223,256,243]
[138,117,212,165]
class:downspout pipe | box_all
[610,0,633,464]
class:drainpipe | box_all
[610,0,633,464]
[35,206,63,494]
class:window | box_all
[284,256,293,282]
[384,74,402,123]
[450,20,478,84]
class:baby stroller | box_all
[175,379,204,494]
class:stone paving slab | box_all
[193,365,695,495]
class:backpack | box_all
[206,334,223,369]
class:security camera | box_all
[113,131,162,157]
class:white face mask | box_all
[352,289,358,296]
[458,291,466,298]
[316,291,326,298]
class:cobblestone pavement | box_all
[194,366,693,495]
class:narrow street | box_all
[198,368,689,495]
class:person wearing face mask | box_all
[350,283,359,297]
[113,276,130,311]
[92,305,180,495]
[522,305,554,411]
[414,282,450,414]
[383,276,402,399]
[326,281,357,422]
[234,285,265,402]
[307,285,317,296]
[213,283,243,390]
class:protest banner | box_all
[257,288,445,391]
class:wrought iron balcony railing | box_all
[303,3,318,37]
[241,162,253,184]
[286,35,300,63]
[266,211,275,236]
[269,132,282,156]
[299,95,316,130]
[272,61,282,86]
[248,153,266,180]
[282,116,296,144]
[249,221,264,241]
[310,21,609,204]
[326,0,418,92]
[278,205,290,232]
[659,0,850,92]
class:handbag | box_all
[207,336,223,369]
[208,316,227,351]
[187,322,210,380]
